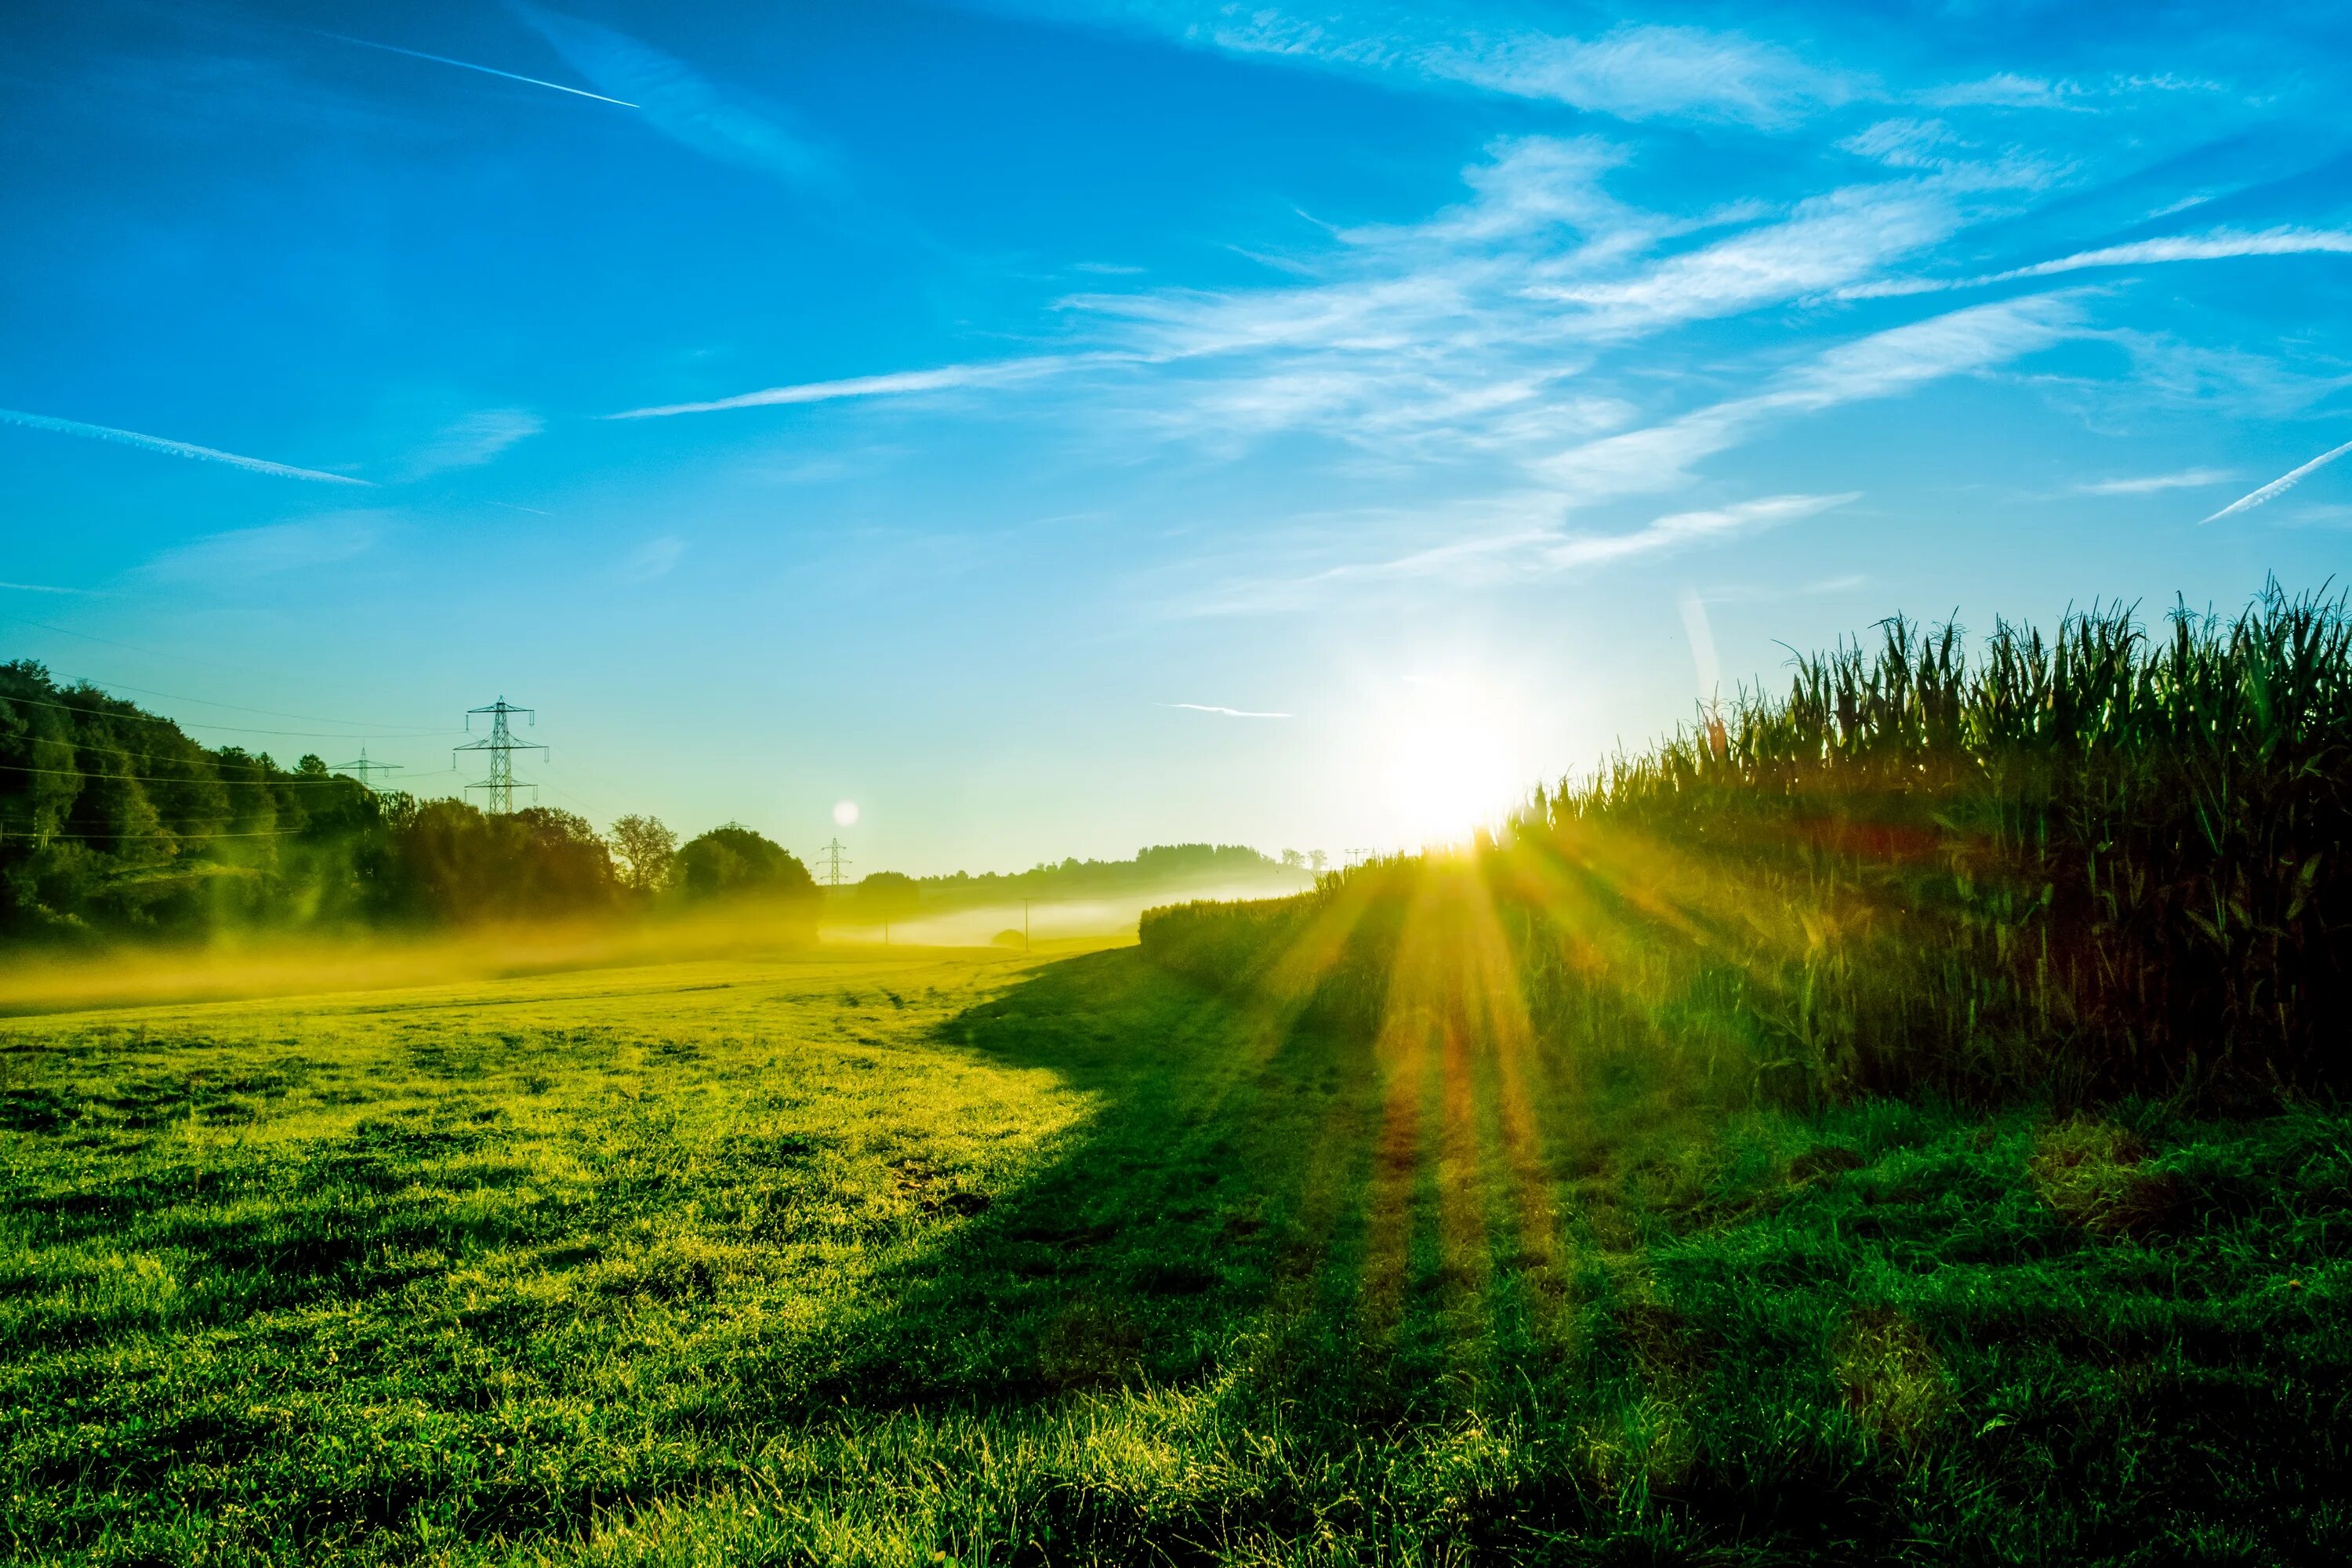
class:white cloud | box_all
[517,5,833,187]
[143,515,381,582]
[990,5,1847,127]
[1921,73,2085,111]
[1841,118,1962,170]
[610,133,2054,477]
[622,535,688,579]
[608,357,1101,419]
[1057,142,2017,461]
[402,408,543,477]
[1919,71,2225,111]
[1543,492,1859,569]
[2072,467,2236,495]
[1173,488,1860,615]
[1843,226,2352,299]
[1531,182,1965,332]
[1535,293,2083,499]
[1425,23,1846,127]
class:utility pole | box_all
[814,837,851,888]
[330,746,402,793]
[454,698,546,814]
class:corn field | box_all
[1145,583,2352,1104]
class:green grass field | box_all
[2,936,2347,1565]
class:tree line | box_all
[2,661,1311,947]
[0,662,816,944]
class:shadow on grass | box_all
[799,944,2352,1564]
[801,946,1387,1406]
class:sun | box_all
[1377,680,1521,848]
[833,800,860,827]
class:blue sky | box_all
[4,0,2350,872]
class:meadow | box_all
[3,931,2346,1565]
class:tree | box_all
[1280,848,1305,869]
[1309,850,1329,873]
[855,870,920,942]
[674,822,817,904]
[387,801,618,923]
[608,814,677,895]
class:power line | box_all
[534,773,615,822]
[59,672,444,732]
[0,611,274,677]
[455,697,545,814]
[0,758,445,787]
[328,746,402,793]
[0,689,455,739]
[0,734,459,776]
[2,826,314,840]
[812,836,851,887]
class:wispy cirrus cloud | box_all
[1161,702,1291,718]
[607,137,2089,616]
[1920,72,2088,111]
[606,135,2049,466]
[1919,71,2224,112]
[608,357,1101,419]
[975,3,1848,127]
[0,408,371,485]
[2202,437,2352,524]
[515,5,833,187]
[1178,489,1861,615]
[2072,467,2236,495]
[1534,292,2084,500]
[1842,226,2352,300]
[1527,182,1970,332]
[1057,138,2028,460]
[402,408,544,477]
[622,535,688,580]
[142,514,383,583]
[1544,492,1860,569]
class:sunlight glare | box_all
[1377,680,1519,848]
[833,800,860,826]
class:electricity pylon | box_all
[330,746,402,793]
[455,698,546,814]
[814,837,851,887]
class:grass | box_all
[3,935,2347,1564]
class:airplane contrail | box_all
[322,33,639,107]
[2201,437,2352,524]
[0,408,372,485]
[1163,702,1293,719]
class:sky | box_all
[4,0,2351,873]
